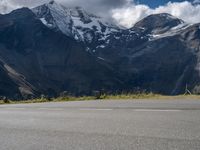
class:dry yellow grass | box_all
[0,94,200,105]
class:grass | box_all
[0,96,96,105]
[0,93,200,105]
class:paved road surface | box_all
[0,99,200,150]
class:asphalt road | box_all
[0,99,200,150]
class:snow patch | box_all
[40,18,53,27]
[150,23,193,40]
[97,57,105,61]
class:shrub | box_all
[93,91,101,99]
[2,97,10,103]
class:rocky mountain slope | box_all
[0,1,200,99]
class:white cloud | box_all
[1,0,200,29]
[0,0,131,23]
[154,2,200,24]
[111,4,151,28]
[0,0,130,15]
[0,0,20,13]
[112,1,200,28]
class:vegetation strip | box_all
[0,93,200,105]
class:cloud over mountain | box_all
[112,1,200,28]
[0,0,131,14]
[1,0,200,28]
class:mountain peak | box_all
[49,0,55,5]
[32,1,73,36]
[9,7,35,19]
[134,13,184,33]
[45,0,64,10]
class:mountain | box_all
[32,0,120,48]
[0,7,124,99]
[0,1,200,99]
[134,13,184,34]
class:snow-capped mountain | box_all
[32,0,120,46]
[0,1,200,99]
[32,0,74,37]
[134,13,184,34]
[33,1,194,54]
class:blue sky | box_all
[137,0,193,8]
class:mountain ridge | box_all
[0,1,200,99]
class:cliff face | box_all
[0,4,200,99]
[0,8,125,99]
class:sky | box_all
[0,0,200,28]
[137,0,193,8]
